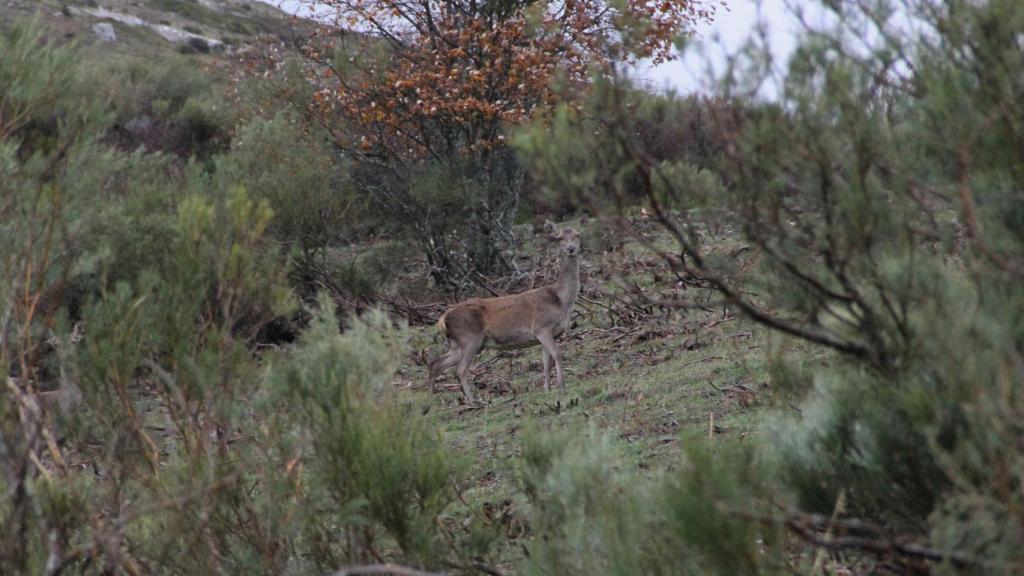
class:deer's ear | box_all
[543,219,561,239]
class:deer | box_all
[426,223,581,400]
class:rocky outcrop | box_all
[92,22,117,43]
[76,7,223,49]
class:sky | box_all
[260,0,822,95]
[641,0,807,93]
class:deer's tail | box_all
[436,311,448,335]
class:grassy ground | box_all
[390,216,804,569]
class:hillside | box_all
[0,4,790,570]
[400,218,786,570]
[3,0,1022,574]
[0,0,294,58]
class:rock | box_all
[92,22,117,43]
[124,116,155,134]
[182,37,211,54]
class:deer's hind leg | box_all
[455,337,484,401]
[426,342,462,392]
[541,347,552,392]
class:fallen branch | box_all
[704,315,736,330]
[681,355,724,368]
[327,565,446,576]
[609,326,642,343]
[725,505,985,570]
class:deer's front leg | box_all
[536,330,564,391]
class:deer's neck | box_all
[556,256,580,310]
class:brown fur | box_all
[426,225,581,399]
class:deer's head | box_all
[544,221,581,261]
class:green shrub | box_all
[270,299,458,567]
[109,56,215,120]
[0,14,493,576]
[216,112,359,300]
[517,427,780,575]
[217,113,350,250]
[101,54,231,160]
[516,0,1024,571]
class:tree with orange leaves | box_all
[290,0,716,291]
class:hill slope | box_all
[0,0,294,58]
